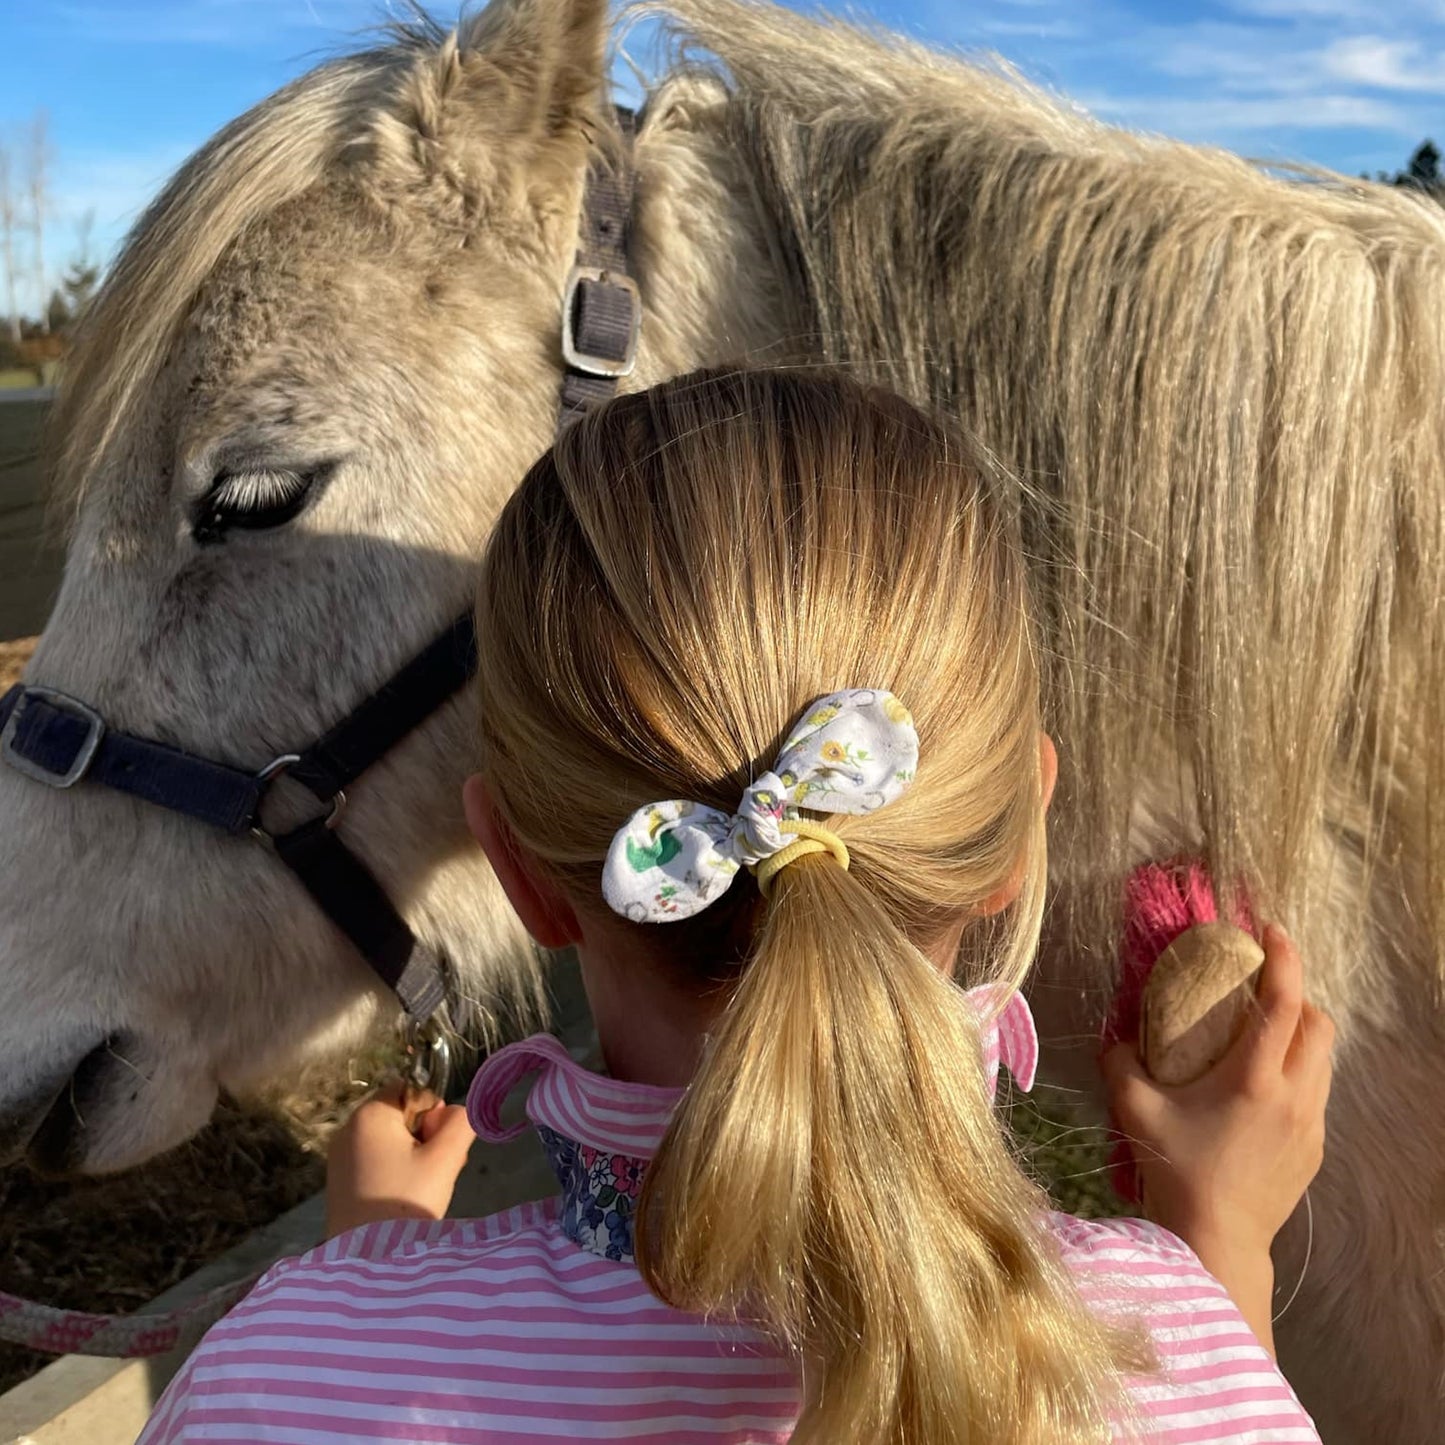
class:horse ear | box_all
[370,0,611,217]
[459,0,611,141]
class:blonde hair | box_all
[475,368,1146,1443]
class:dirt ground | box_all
[0,1107,325,1393]
[0,637,31,691]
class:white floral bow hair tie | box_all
[602,689,919,923]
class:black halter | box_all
[0,114,641,1078]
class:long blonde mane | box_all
[656,0,1445,967]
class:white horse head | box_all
[0,0,770,1175]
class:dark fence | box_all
[0,397,62,642]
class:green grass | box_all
[1006,1083,1126,1220]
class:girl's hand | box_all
[1101,926,1334,1352]
[325,1085,476,1238]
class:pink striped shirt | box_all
[140,999,1319,1444]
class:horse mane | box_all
[656,0,1445,965]
[49,51,380,513]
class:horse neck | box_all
[630,96,800,380]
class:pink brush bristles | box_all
[1103,859,1257,1204]
[1104,859,1256,1051]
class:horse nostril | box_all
[0,1034,101,1168]
[26,1036,118,1180]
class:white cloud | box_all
[974,17,1087,41]
[1319,36,1445,91]
[1150,30,1322,93]
[1147,27,1445,99]
[1085,90,1413,138]
[904,0,1444,172]
[1224,0,1379,18]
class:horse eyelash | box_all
[208,468,309,513]
[192,465,325,544]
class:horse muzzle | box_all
[15,1032,217,1178]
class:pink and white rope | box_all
[0,1273,259,1358]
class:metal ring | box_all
[254,752,301,783]
[406,1014,452,1099]
[249,755,346,844]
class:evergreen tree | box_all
[1404,140,1442,191]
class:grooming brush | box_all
[1105,860,1264,1202]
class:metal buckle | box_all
[0,687,106,789]
[561,265,640,378]
[249,752,347,843]
[404,1013,452,1099]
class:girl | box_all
[141,369,1329,1443]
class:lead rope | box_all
[0,116,641,1364]
[0,1276,256,1359]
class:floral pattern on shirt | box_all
[536,1124,645,1263]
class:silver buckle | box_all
[248,752,347,844]
[405,1014,453,1099]
[561,265,640,378]
[0,687,106,789]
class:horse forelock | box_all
[49,9,617,530]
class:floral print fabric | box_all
[602,688,919,922]
[510,984,1038,1267]
[536,1125,645,1263]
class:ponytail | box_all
[638,855,1144,1444]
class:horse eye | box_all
[193,467,318,543]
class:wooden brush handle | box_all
[1140,922,1264,1085]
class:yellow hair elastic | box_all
[753,818,851,899]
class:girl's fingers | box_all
[1286,1000,1336,1080]
[1242,925,1304,1080]
[401,1087,441,1135]
[1100,1041,1160,1127]
[414,1098,451,1144]
[420,1104,476,1167]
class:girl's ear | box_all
[975,732,1058,918]
[1039,731,1059,813]
[463,774,581,949]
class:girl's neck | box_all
[579,945,715,1088]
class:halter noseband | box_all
[0,111,642,1093]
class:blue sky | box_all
[2,0,1443,311]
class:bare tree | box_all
[24,111,52,335]
[0,140,19,343]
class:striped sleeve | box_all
[1052,1214,1321,1443]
